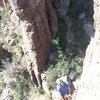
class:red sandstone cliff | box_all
[8,0,58,86]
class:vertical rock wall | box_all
[8,0,57,86]
[53,0,70,19]
[76,0,100,100]
[0,46,4,60]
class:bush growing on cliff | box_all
[12,70,31,100]
[46,15,84,88]
[46,38,83,89]
[0,3,10,23]
[46,55,83,89]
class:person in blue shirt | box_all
[56,78,71,100]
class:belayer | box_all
[56,78,72,100]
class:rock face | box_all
[53,0,70,18]
[0,86,13,100]
[8,0,57,86]
[0,0,8,10]
[0,46,4,60]
[76,0,100,100]
[83,22,95,39]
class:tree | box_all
[76,0,100,100]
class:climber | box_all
[56,78,71,100]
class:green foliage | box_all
[47,39,67,88]
[14,80,29,100]
[46,39,83,89]
[0,3,10,23]
[34,87,45,95]
[13,70,31,100]
[46,16,84,88]
[69,56,83,73]
[51,38,60,51]
[47,55,83,89]
[0,3,23,63]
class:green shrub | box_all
[0,3,10,23]
[69,56,83,73]
[14,80,29,100]
[47,15,84,89]
[46,38,83,89]
[13,70,31,100]
[34,87,45,95]
[46,53,83,89]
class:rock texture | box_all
[76,0,100,100]
[0,86,13,100]
[83,22,95,39]
[8,0,57,86]
[0,0,8,10]
[53,0,70,19]
[0,46,4,60]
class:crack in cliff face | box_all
[8,0,58,87]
